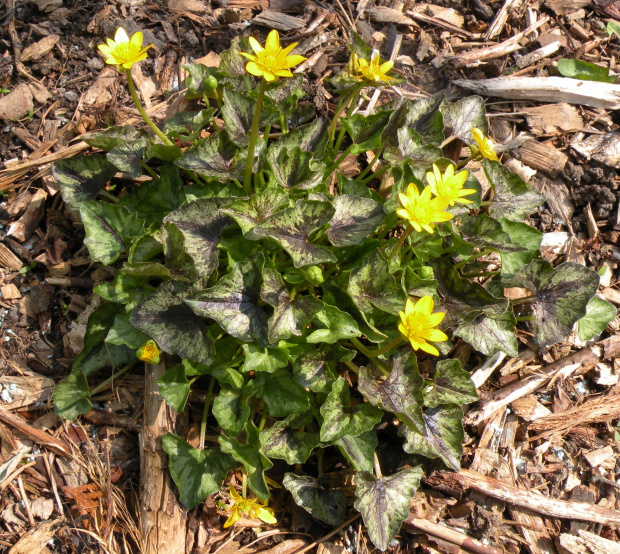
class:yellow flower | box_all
[136,340,160,365]
[471,128,499,162]
[98,27,152,70]
[224,486,277,528]
[240,30,306,82]
[426,164,476,206]
[396,184,453,234]
[398,297,448,356]
[354,50,397,84]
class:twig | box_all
[292,514,360,553]
[17,476,35,526]
[0,460,37,490]
[44,453,64,516]
[450,469,620,525]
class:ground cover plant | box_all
[49,26,616,551]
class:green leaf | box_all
[105,313,151,349]
[146,143,183,162]
[348,249,406,315]
[212,383,252,437]
[186,253,269,346]
[261,413,319,465]
[516,260,600,347]
[155,363,191,413]
[107,137,149,178]
[253,200,337,268]
[265,74,306,119]
[440,95,487,144]
[80,202,145,265]
[220,36,250,77]
[335,431,377,472]
[608,20,620,40]
[341,110,393,154]
[307,303,362,344]
[95,273,154,310]
[162,434,236,510]
[557,58,617,83]
[261,268,323,343]
[578,296,617,341]
[222,88,278,147]
[358,349,424,432]
[129,234,163,263]
[290,342,353,393]
[221,186,289,239]
[255,369,311,417]
[499,218,543,278]
[328,195,385,247]
[404,94,445,145]
[164,197,234,278]
[160,223,198,281]
[431,258,518,357]
[52,154,117,209]
[242,343,289,373]
[484,160,546,222]
[320,377,383,442]
[83,125,149,151]
[267,146,325,190]
[283,474,346,526]
[131,281,215,364]
[424,359,478,408]
[54,369,92,420]
[460,214,527,253]
[401,267,437,297]
[174,131,246,180]
[389,127,442,164]
[354,468,423,551]
[164,109,213,141]
[348,30,372,60]
[272,118,329,155]
[400,405,464,471]
[219,423,273,500]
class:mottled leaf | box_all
[424,359,478,408]
[107,137,149,178]
[291,342,353,393]
[255,369,311,417]
[156,363,192,413]
[336,431,378,472]
[267,145,325,190]
[283,474,346,526]
[54,369,92,420]
[578,295,617,341]
[212,383,252,437]
[440,96,487,144]
[175,131,245,180]
[261,413,319,465]
[307,303,362,344]
[328,195,385,247]
[460,214,527,253]
[341,110,393,154]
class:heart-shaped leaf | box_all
[515,260,600,347]
[336,431,378,472]
[253,200,337,268]
[131,281,215,364]
[498,218,543,278]
[358,349,424,432]
[283,474,346,526]
[255,369,311,417]
[348,249,406,315]
[400,405,464,471]
[185,253,269,346]
[290,342,353,393]
[267,146,326,190]
[105,313,151,349]
[164,197,235,278]
[404,94,445,145]
[341,110,393,154]
[107,137,150,178]
[484,160,546,222]
[219,422,273,500]
[242,343,289,373]
[440,96,487,144]
[52,154,117,209]
[307,303,362,344]
[424,359,478,408]
[460,214,528,253]
[213,382,252,437]
[163,434,236,510]
[328,195,385,247]
[222,88,278,147]
[393,127,442,164]
[83,125,149,151]
[320,377,383,442]
[175,131,246,180]
[273,117,329,155]
[354,468,423,551]
[578,295,617,341]
[54,369,92,420]
[155,363,192,413]
[261,413,319,465]
[164,109,213,141]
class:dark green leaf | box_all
[174,131,246,180]
[424,359,478,408]
[52,154,117,209]
[401,267,437,297]
[328,195,385,247]
[404,94,445,145]
[105,313,151,349]
[221,186,289,239]
[164,109,213,141]
[128,234,163,263]
[95,273,154,310]
[307,303,362,344]
[400,405,464,471]
[222,88,278,147]
[83,125,149,151]
[185,253,269,346]
[53,369,92,420]
[320,377,383,442]
[131,281,215,364]
[160,223,198,281]
[354,468,423,551]
[516,260,600,347]
[163,434,236,509]
[220,36,251,77]
[557,58,617,83]
[107,138,149,178]
[499,218,543,278]
[393,127,442,164]
[283,474,345,526]
[255,369,311,417]
[164,197,234,278]
[460,214,527,253]
[578,296,617,341]
[336,431,377,472]
[212,383,252,437]
[273,117,329,155]
[484,160,546,222]
[440,96,487,144]
[348,249,406,315]
[267,146,325,190]
[253,200,337,268]
[146,143,183,162]
[261,414,319,465]
[242,342,289,373]
[341,110,392,154]
[155,363,191,413]
[358,349,424,432]
[291,342,353,393]
[80,202,145,264]
[219,423,273,500]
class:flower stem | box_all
[349,337,391,377]
[516,315,536,321]
[90,364,134,395]
[243,79,267,196]
[199,375,217,450]
[125,69,173,146]
[140,160,158,179]
[368,336,403,358]
[333,89,361,154]
[373,452,383,479]
[360,164,390,185]
[258,405,268,431]
[242,472,248,500]
[388,224,414,260]
[356,148,383,182]
[511,295,536,306]
[328,84,362,149]
[344,360,359,374]
[325,143,354,176]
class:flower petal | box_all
[98,44,112,56]
[115,27,130,44]
[423,329,449,342]
[254,505,277,524]
[283,54,307,68]
[265,29,279,51]
[248,36,263,55]
[427,312,446,327]
[281,42,298,56]
[245,61,264,77]
[130,31,143,49]
[273,69,294,78]
[418,341,440,356]
[415,296,434,315]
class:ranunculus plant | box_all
[51,27,614,550]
